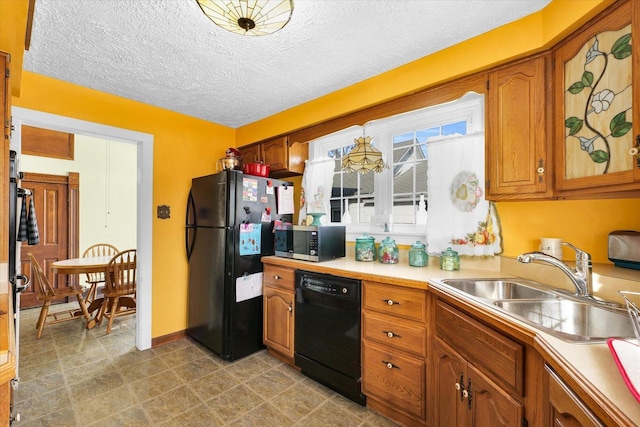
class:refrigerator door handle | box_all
[186,190,196,260]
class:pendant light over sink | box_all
[196,0,294,36]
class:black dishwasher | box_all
[294,270,365,405]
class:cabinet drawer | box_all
[435,300,524,396]
[362,340,426,421]
[363,282,426,322]
[363,311,426,357]
[263,265,295,290]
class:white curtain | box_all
[299,158,335,225]
[426,132,502,256]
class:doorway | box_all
[11,107,153,350]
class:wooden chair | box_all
[96,249,137,334]
[27,253,92,339]
[82,243,119,304]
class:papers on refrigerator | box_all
[277,185,294,214]
[236,272,263,302]
[239,223,261,255]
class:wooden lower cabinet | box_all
[262,264,296,366]
[545,365,604,427]
[362,281,427,426]
[433,299,524,427]
[435,338,523,427]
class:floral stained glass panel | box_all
[563,24,632,179]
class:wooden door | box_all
[554,0,638,195]
[486,54,552,200]
[263,285,294,357]
[435,338,467,427]
[545,366,603,427]
[1,51,10,265]
[261,136,288,172]
[469,364,523,427]
[238,144,262,164]
[19,172,79,308]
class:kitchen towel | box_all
[426,132,502,256]
[608,338,640,403]
[27,196,40,245]
[18,196,40,245]
[299,158,335,225]
[17,196,28,242]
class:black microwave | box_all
[292,225,346,262]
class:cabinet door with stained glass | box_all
[554,0,639,195]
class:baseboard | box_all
[151,329,187,348]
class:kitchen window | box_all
[308,93,484,243]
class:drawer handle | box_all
[383,330,401,339]
[382,299,400,306]
[382,360,400,370]
[273,275,281,280]
[288,304,292,313]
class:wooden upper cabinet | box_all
[486,54,553,200]
[238,135,308,178]
[237,143,261,164]
[554,0,639,197]
[261,136,288,172]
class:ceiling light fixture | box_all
[342,133,389,174]
[196,0,294,36]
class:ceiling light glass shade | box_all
[342,136,389,174]
[196,0,294,36]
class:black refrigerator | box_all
[185,170,292,361]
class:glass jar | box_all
[440,247,460,271]
[409,241,428,267]
[355,233,376,262]
[378,236,399,264]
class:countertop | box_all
[262,254,640,425]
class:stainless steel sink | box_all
[440,279,559,301]
[435,278,634,342]
[493,299,635,342]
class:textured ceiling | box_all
[24,0,550,128]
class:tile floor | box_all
[15,303,398,426]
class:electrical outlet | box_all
[371,214,392,232]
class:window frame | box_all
[309,93,484,244]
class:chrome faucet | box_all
[517,242,592,297]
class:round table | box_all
[50,256,114,275]
[51,256,115,328]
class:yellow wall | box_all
[11,71,235,338]
[0,0,28,94]
[2,0,636,339]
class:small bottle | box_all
[416,195,427,225]
[409,241,428,267]
[440,247,460,271]
[342,199,352,224]
[378,237,399,264]
[355,233,376,262]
